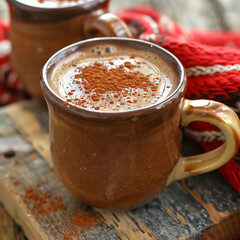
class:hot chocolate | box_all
[51,43,177,111]
[16,0,92,8]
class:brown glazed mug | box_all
[41,38,240,210]
[7,0,131,98]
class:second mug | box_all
[7,0,131,98]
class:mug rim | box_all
[7,0,107,11]
[41,37,186,120]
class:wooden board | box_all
[0,100,240,240]
[0,202,26,240]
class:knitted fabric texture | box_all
[0,7,240,190]
[116,6,240,192]
[0,21,23,106]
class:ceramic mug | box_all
[41,37,240,210]
[7,0,131,98]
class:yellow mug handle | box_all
[167,99,240,185]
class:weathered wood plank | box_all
[4,101,51,167]
[201,213,240,240]
[132,174,240,239]
[1,100,240,240]
[213,0,240,31]
[0,203,27,240]
[98,210,159,240]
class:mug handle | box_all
[166,99,240,185]
[83,12,132,38]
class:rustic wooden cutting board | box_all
[1,100,240,240]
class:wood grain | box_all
[181,180,230,224]
[4,101,51,167]
[98,210,159,240]
[0,203,27,240]
[201,213,240,240]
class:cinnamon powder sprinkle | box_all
[29,153,37,161]
[66,61,158,108]
[13,160,19,165]
[13,181,104,237]
[13,180,19,185]
[62,212,104,239]
[23,185,66,217]
[71,212,104,233]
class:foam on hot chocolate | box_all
[15,0,89,8]
[51,43,178,112]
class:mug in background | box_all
[7,0,131,98]
[41,37,240,210]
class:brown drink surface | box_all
[15,0,89,8]
[52,43,177,111]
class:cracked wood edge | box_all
[4,101,52,168]
[201,212,240,240]
[0,202,26,240]
[3,100,159,240]
[97,210,159,240]
[181,180,230,224]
